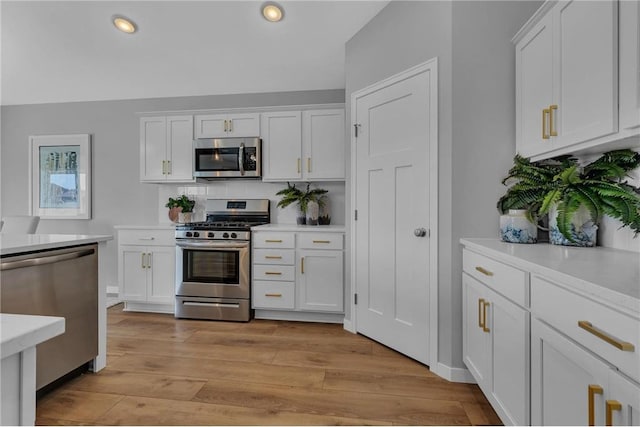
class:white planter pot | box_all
[499,209,538,244]
[549,203,597,247]
[178,212,192,224]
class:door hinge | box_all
[354,293,358,305]
[354,123,361,138]
[354,210,358,221]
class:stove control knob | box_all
[185,232,193,237]
[208,232,214,238]
[193,232,200,238]
[223,232,230,239]
[230,233,237,239]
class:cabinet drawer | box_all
[252,232,295,249]
[118,229,175,246]
[253,281,295,309]
[253,265,295,282]
[253,249,294,265]
[297,233,344,250]
[531,276,640,383]
[463,249,528,307]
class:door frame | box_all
[348,58,439,368]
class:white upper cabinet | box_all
[140,115,195,183]
[620,0,640,131]
[194,113,260,138]
[514,0,631,160]
[262,108,345,182]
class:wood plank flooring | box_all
[36,304,501,426]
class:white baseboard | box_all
[431,362,476,383]
[342,318,356,333]
[254,310,343,323]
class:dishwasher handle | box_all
[1,248,95,271]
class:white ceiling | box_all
[1,1,388,106]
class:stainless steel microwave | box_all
[193,137,261,179]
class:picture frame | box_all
[29,134,92,219]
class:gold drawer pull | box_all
[549,104,558,136]
[542,108,550,139]
[264,272,282,275]
[482,301,490,333]
[478,298,485,328]
[578,321,635,352]
[475,266,494,277]
[265,239,283,243]
[588,384,603,426]
[264,255,282,259]
[265,293,282,298]
[606,400,622,426]
[313,240,331,244]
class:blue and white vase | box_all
[548,204,597,247]
[500,209,538,244]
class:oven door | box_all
[175,240,250,299]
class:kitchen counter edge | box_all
[252,224,346,232]
[1,234,113,256]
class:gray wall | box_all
[1,89,344,291]
[345,1,541,370]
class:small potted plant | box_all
[276,182,328,225]
[166,195,196,223]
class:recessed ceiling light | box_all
[262,2,284,22]
[112,15,136,34]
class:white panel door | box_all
[619,0,640,131]
[227,113,260,137]
[515,13,554,157]
[303,109,345,180]
[553,0,618,148]
[147,246,176,304]
[261,111,302,181]
[120,245,147,301]
[354,65,432,364]
[166,115,194,182]
[140,117,167,181]
[297,249,344,312]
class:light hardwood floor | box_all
[36,304,501,426]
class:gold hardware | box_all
[265,239,283,243]
[147,253,152,268]
[265,255,282,259]
[167,160,171,175]
[588,384,603,426]
[297,158,301,174]
[228,119,233,132]
[307,157,311,173]
[478,299,484,328]
[265,272,282,275]
[301,257,305,274]
[162,160,166,175]
[224,119,228,132]
[542,108,550,139]
[265,293,282,297]
[606,400,622,426]
[475,266,494,277]
[482,301,490,333]
[578,321,635,352]
[549,104,558,136]
[141,253,146,268]
[313,240,331,244]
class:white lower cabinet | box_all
[117,228,176,313]
[298,249,343,312]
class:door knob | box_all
[414,228,427,237]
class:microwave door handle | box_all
[238,143,245,176]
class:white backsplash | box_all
[158,181,346,226]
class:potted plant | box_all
[276,182,328,225]
[166,195,196,223]
[498,149,640,246]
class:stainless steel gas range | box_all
[174,199,270,321]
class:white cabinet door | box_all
[608,369,640,427]
[303,109,345,180]
[463,274,491,389]
[194,114,227,139]
[515,12,554,158]
[120,245,148,302]
[261,111,302,181]
[297,249,343,312]
[227,113,260,137]
[531,318,611,426]
[552,0,618,149]
[140,117,167,181]
[620,0,640,131]
[166,116,194,182]
[147,246,176,304]
[195,113,260,138]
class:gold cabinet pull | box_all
[578,321,635,352]
[167,160,171,175]
[542,108,550,139]
[301,257,305,274]
[265,239,283,243]
[297,158,301,174]
[265,293,282,297]
[228,119,233,132]
[141,253,146,268]
[549,104,558,136]
[313,240,331,244]
[162,160,166,175]
[264,271,282,275]
[606,400,622,426]
[475,266,493,277]
[588,384,603,426]
[224,119,228,132]
[478,298,485,328]
[307,157,311,173]
[482,301,490,333]
[264,255,282,260]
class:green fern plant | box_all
[498,149,640,242]
[276,182,328,213]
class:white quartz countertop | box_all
[460,238,640,315]
[0,234,113,256]
[114,224,176,230]
[0,314,65,359]
[252,224,346,232]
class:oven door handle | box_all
[176,241,249,250]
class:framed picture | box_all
[29,134,92,219]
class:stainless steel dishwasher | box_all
[0,243,98,390]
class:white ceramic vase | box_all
[499,209,538,244]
